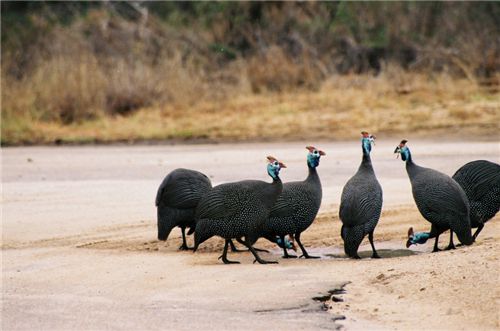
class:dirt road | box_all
[2,140,499,330]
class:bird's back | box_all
[452,160,500,225]
[339,167,382,228]
[156,168,212,209]
[195,180,277,238]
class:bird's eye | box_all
[274,161,278,166]
[313,150,318,154]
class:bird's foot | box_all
[299,254,320,259]
[218,255,240,264]
[432,248,442,253]
[282,254,297,259]
[253,258,278,264]
[372,253,381,259]
[351,255,361,259]
[445,244,456,251]
[179,244,193,251]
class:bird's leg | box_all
[218,240,240,264]
[472,224,484,242]
[179,227,192,250]
[229,239,245,252]
[240,240,277,264]
[296,233,320,259]
[281,235,297,258]
[432,234,441,252]
[235,237,269,253]
[368,232,381,258]
[445,231,456,250]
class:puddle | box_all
[310,282,350,329]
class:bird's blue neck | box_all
[267,164,280,180]
[307,155,320,182]
[361,139,373,167]
[401,147,412,163]
[307,154,320,169]
[409,231,431,245]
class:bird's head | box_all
[394,139,410,161]
[267,156,286,179]
[361,131,376,154]
[406,227,430,248]
[275,235,297,251]
[306,146,326,168]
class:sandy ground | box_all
[2,140,500,330]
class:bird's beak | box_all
[319,150,326,156]
[394,146,401,158]
[406,239,414,248]
[279,162,287,168]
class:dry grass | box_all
[3,3,499,145]
[2,71,498,145]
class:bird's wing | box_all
[453,160,500,201]
[413,173,469,226]
[339,176,382,227]
[195,183,254,220]
[269,183,303,218]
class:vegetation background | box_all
[2,1,499,145]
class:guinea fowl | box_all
[193,156,286,264]
[450,160,500,244]
[396,140,474,251]
[156,168,212,250]
[339,132,382,259]
[262,146,325,259]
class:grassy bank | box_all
[2,2,499,145]
[2,73,498,145]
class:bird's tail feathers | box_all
[342,224,365,258]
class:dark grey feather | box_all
[405,155,473,246]
[339,150,383,258]
[156,168,212,243]
[452,160,500,227]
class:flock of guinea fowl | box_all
[155,132,500,264]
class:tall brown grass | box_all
[2,3,499,145]
[3,69,498,145]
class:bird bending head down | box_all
[406,227,431,248]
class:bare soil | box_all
[2,140,499,330]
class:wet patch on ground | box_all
[310,282,351,329]
[255,282,351,330]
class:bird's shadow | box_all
[325,248,419,259]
